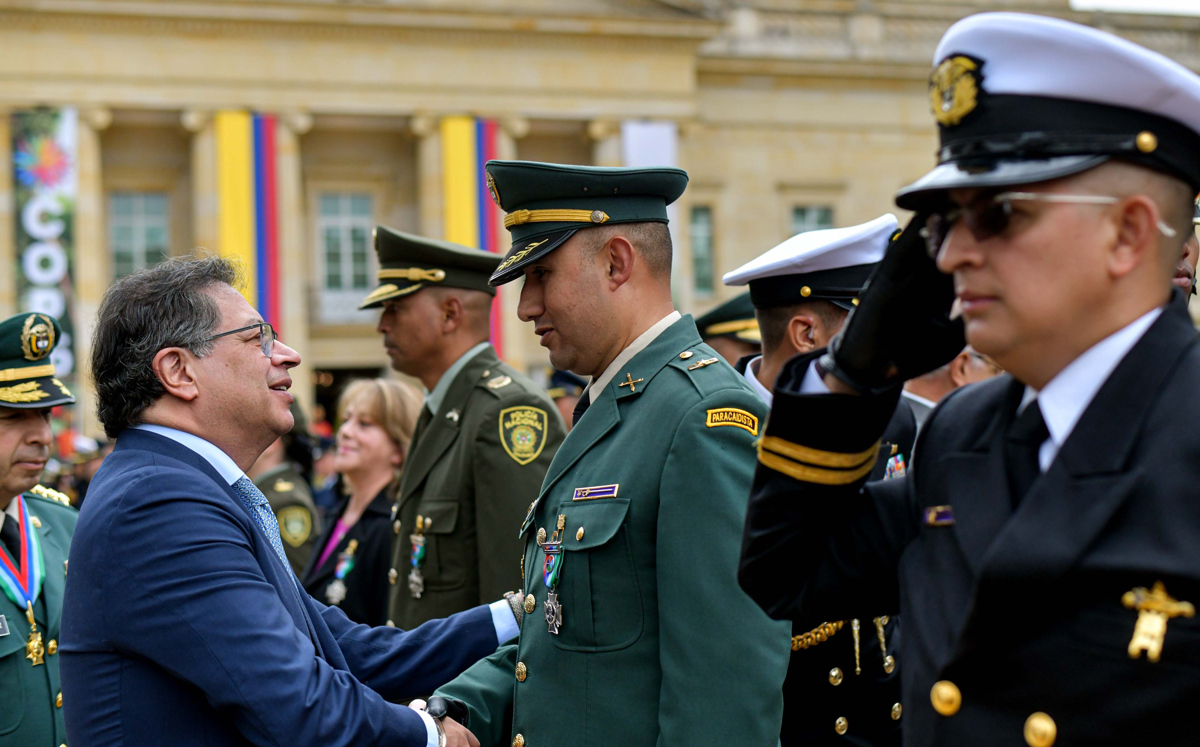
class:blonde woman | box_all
[302,378,421,626]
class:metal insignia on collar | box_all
[929,55,983,127]
[687,357,720,371]
[446,409,460,422]
[487,376,512,389]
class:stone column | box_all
[0,108,13,320]
[276,111,315,420]
[75,106,112,439]
[182,109,217,254]
[588,119,622,168]
[411,114,443,240]
[496,117,529,372]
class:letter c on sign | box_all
[22,193,65,241]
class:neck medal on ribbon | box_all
[542,514,566,634]
[408,515,427,599]
[325,539,358,606]
[0,496,45,666]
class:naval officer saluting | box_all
[433,160,791,747]
[741,13,1200,746]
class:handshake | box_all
[410,695,475,747]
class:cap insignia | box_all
[929,55,983,127]
[496,240,547,273]
[0,381,48,404]
[21,314,54,362]
[486,171,502,207]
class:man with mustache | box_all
[741,12,1200,747]
[0,312,76,747]
[61,257,523,747]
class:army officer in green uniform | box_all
[363,227,566,629]
[0,312,78,747]
[432,161,791,746]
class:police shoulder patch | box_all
[499,406,548,465]
[705,407,759,436]
[276,505,313,547]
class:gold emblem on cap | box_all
[486,171,502,207]
[1136,131,1158,153]
[800,286,812,297]
[21,314,54,362]
[929,56,981,127]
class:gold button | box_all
[834,717,848,735]
[515,661,527,682]
[56,692,62,708]
[47,639,58,655]
[883,655,895,673]
[386,619,396,627]
[576,527,584,541]
[513,735,525,747]
[931,680,961,716]
[891,703,902,721]
[393,520,402,535]
[1136,131,1158,153]
[801,286,812,297]
[388,568,398,584]
[537,527,547,544]
[679,351,693,359]
[524,594,536,614]
[828,667,843,686]
[1024,712,1057,747]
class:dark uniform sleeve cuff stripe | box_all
[759,435,879,469]
[757,441,879,485]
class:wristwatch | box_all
[434,716,447,747]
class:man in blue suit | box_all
[61,257,519,746]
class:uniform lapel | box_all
[399,348,497,506]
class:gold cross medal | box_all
[542,514,566,634]
[1123,581,1195,662]
[25,604,43,666]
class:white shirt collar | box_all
[743,355,773,406]
[1021,306,1161,470]
[588,311,682,403]
[901,390,937,410]
[4,497,18,521]
[132,423,246,486]
[424,342,492,415]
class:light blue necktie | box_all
[231,477,294,577]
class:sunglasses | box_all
[204,322,278,358]
[922,191,1179,258]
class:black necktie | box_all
[572,388,592,426]
[1005,399,1050,507]
[1,513,20,560]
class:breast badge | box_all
[500,406,549,465]
[929,55,983,127]
[275,506,312,547]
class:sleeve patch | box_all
[500,406,549,465]
[705,407,759,436]
[276,505,313,547]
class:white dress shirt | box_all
[587,311,682,404]
[743,355,773,406]
[133,422,518,747]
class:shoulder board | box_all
[272,478,295,493]
[28,484,72,507]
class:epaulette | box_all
[479,366,513,393]
[28,484,72,506]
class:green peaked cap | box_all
[0,312,74,409]
[360,226,502,309]
[485,160,689,286]
[694,293,760,344]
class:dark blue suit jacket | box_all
[61,429,500,746]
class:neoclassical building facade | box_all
[0,0,1195,434]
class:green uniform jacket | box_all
[256,463,322,576]
[0,486,75,747]
[388,345,566,628]
[436,317,791,747]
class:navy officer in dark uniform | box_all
[725,215,912,745]
[741,12,1200,747]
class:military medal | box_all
[325,539,359,606]
[0,496,45,667]
[408,515,427,599]
[542,514,566,634]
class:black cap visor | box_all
[896,155,1109,211]
[0,374,74,409]
[489,228,578,286]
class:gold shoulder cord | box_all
[792,621,845,651]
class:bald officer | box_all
[362,228,565,629]
[433,160,790,747]
[741,13,1200,746]
[0,312,76,747]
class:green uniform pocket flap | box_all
[561,498,630,551]
[417,501,460,535]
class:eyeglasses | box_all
[922,191,1179,258]
[204,322,277,357]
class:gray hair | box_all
[92,255,240,439]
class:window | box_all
[791,205,834,236]
[317,192,375,324]
[108,192,169,278]
[691,206,715,296]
